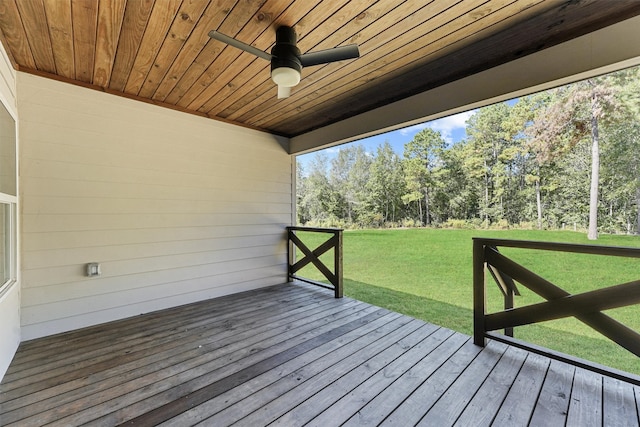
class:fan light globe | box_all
[271,67,300,87]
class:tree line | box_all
[296,67,640,238]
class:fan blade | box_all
[299,44,359,67]
[277,86,291,99]
[208,30,272,61]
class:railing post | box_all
[473,239,487,346]
[504,286,514,337]
[286,226,344,298]
[286,227,294,282]
[334,229,343,298]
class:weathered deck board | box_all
[1,282,639,427]
[453,345,529,427]
[567,367,603,427]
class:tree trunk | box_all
[484,159,489,223]
[587,95,600,240]
[536,176,542,230]
[424,188,430,226]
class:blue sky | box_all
[296,109,475,169]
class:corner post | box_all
[286,227,294,282]
[473,239,487,346]
[334,229,343,298]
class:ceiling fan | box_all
[208,26,360,99]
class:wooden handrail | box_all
[287,226,343,298]
[473,238,640,382]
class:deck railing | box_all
[287,226,343,298]
[473,238,640,381]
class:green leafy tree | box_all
[324,145,374,226]
[299,153,336,223]
[368,141,405,224]
[529,77,623,239]
[465,103,520,225]
[402,128,446,225]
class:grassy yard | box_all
[294,228,640,375]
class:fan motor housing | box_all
[271,26,302,73]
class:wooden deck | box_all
[1,283,639,426]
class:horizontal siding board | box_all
[22,226,284,251]
[22,264,286,325]
[22,176,292,199]
[22,212,291,232]
[18,73,293,339]
[22,196,292,216]
[19,133,290,175]
[17,86,288,156]
[23,234,285,268]
[20,158,291,192]
[23,247,286,289]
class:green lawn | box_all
[294,228,640,375]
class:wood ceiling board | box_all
[70,0,98,83]
[247,0,517,129]
[43,0,75,79]
[137,0,210,98]
[150,1,229,102]
[282,0,640,137]
[163,0,268,107]
[108,0,156,92]
[218,0,441,123]
[0,0,36,69]
[259,0,636,135]
[180,0,292,110]
[123,0,183,95]
[197,0,353,115]
[200,0,387,116]
[291,16,640,154]
[92,0,126,86]
[2,0,640,140]
[16,0,57,73]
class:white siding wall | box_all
[0,42,19,380]
[18,73,292,340]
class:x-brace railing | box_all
[473,238,640,382]
[287,226,343,298]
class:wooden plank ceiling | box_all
[1,0,640,138]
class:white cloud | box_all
[398,110,475,144]
[398,122,429,136]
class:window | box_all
[0,100,16,296]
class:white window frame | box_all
[0,99,16,299]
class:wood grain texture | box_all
[0,0,35,69]
[453,345,529,427]
[108,0,156,91]
[603,376,639,426]
[137,0,210,98]
[1,0,638,136]
[163,0,268,107]
[70,0,98,83]
[1,283,639,426]
[492,352,550,425]
[15,0,56,73]
[567,367,603,427]
[529,359,576,426]
[93,0,126,86]
[43,0,75,78]
[123,0,182,94]
[254,0,547,133]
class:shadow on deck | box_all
[1,282,639,426]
